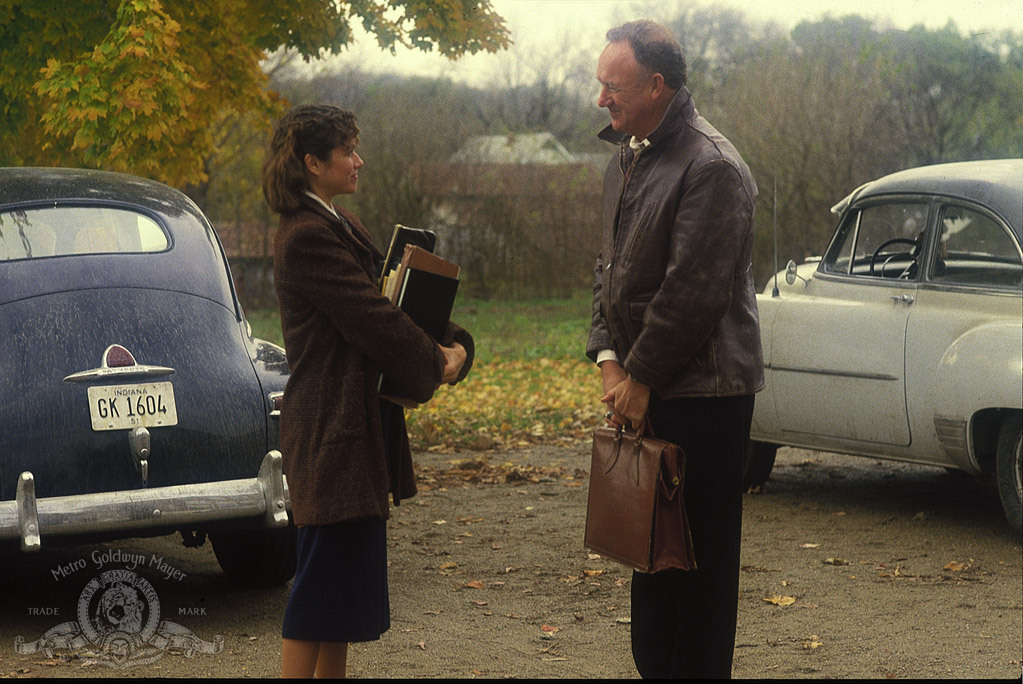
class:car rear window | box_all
[0,206,168,261]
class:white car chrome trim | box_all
[63,344,175,383]
[0,451,290,552]
[63,365,174,383]
[766,364,898,382]
[268,391,283,419]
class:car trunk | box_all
[0,288,267,501]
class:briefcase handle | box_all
[616,416,654,443]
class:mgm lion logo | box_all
[16,569,222,668]
[78,570,161,665]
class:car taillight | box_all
[269,391,283,418]
[104,344,137,368]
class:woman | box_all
[262,104,472,678]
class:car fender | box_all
[932,320,1023,414]
[930,320,1023,471]
[751,292,781,436]
[752,261,818,439]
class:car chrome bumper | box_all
[0,451,290,552]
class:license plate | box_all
[87,382,178,431]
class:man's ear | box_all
[649,72,667,99]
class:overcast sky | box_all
[326,0,1023,85]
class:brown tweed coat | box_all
[273,197,472,526]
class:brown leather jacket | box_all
[586,87,764,398]
[274,198,472,525]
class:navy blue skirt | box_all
[281,516,390,643]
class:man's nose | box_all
[597,87,612,108]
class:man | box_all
[587,20,764,679]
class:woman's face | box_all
[306,141,364,201]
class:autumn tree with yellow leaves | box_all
[0,0,509,187]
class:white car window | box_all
[929,205,1022,289]
[822,202,927,279]
[0,206,168,261]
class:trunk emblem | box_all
[63,344,175,383]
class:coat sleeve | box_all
[624,160,755,390]
[279,220,446,403]
[585,250,613,362]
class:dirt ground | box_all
[3,444,1021,679]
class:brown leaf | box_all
[540,624,560,632]
[943,561,964,572]
[763,595,797,606]
[465,579,485,589]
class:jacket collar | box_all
[597,86,695,148]
[298,195,379,259]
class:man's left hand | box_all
[600,376,650,429]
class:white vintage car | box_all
[747,159,1023,533]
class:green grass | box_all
[447,289,593,363]
[246,308,285,348]
[245,291,601,450]
[246,288,594,364]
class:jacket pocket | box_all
[624,294,656,342]
[335,371,368,439]
[628,298,652,322]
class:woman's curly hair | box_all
[262,104,360,214]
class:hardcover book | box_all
[379,242,460,408]
[378,224,437,288]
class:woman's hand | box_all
[440,342,467,384]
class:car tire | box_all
[211,524,297,587]
[743,441,778,491]
[995,414,1022,535]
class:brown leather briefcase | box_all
[584,422,696,573]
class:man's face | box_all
[596,41,655,138]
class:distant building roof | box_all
[450,132,578,165]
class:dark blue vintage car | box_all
[0,167,295,585]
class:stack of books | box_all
[378,225,460,408]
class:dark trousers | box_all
[630,393,755,679]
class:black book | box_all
[377,224,436,285]
[378,246,460,408]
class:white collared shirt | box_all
[304,191,340,220]
[629,136,651,151]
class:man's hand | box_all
[598,360,649,429]
[440,342,466,384]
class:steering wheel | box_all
[869,237,919,277]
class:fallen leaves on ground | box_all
[416,455,587,489]
[802,636,824,649]
[406,358,602,451]
[763,595,797,606]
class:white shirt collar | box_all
[305,191,339,219]
[629,136,651,151]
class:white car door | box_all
[769,200,929,446]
